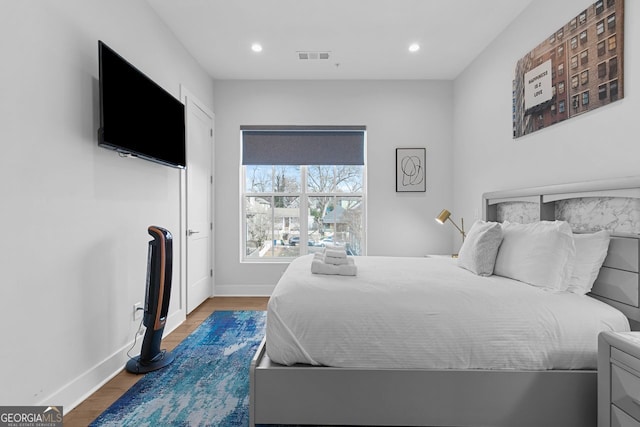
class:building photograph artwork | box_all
[513,0,624,138]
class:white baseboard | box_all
[44,309,185,413]
[214,283,275,297]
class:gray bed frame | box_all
[250,176,640,427]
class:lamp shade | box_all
[435,209,451,224]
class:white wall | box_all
[213,80,454,295]
[453,0,639,231]
[0,0,213,410]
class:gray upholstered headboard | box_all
[482,176,640,326]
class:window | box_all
[579,10,587,25]
[581,70,589,85]
[551,104,557,115]
[609,56,618,77]
[598,61,607,78]
[558,81,565,94]
[596,1,604,15]
[559,100,566,113]
[598,40,606,56]
[610,79,619,101]
[571,55,578,69]
[572,75,579,89]
[570,18,578,31]
[582,91,590,106]
[597,20,605,35]
[607,0,615,7]
[558,45,564,56]
[557,28,564,39]
[599,84,607,100]
[580,50,589,65]
[549,33,556,43]
[558,63,565,75]
[608,35,617,51]
[571,36,578,50]
[607,14,616,30]
[242,127,366,261]
[572,95,580,110]
[580,30,588,45]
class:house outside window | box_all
[241,127,366,262]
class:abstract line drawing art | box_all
[396,148,426,192]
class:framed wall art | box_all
[396,148,426,192]
[513,0,624,138]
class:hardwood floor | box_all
[63,297,269,427]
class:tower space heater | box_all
[126,226,175,374]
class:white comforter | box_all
[266,255,630,370]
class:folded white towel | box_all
[314,252,349,265]
[311,253,357,276]
[324,245,347,259]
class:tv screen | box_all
[98,41,186,168]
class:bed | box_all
[250,176,640,427]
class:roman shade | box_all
[241,125,365,165]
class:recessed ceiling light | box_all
[251,43,263,53]
[408,43,420,53]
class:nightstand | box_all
[598,331,640,427]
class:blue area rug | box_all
[91,310,266,427]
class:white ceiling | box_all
[146,0,535,80]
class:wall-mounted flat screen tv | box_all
[98,41,186,169]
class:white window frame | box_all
[240,141,367,264]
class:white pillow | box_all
[457,220,503,276]
[566,230,611,295]
[493,221,575,290]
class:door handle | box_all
[187,229,200,236]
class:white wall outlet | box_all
[133,302,143,321]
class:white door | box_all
[185,92,214,314]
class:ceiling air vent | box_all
[297,51,331,60]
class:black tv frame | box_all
[98,40,186,169]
